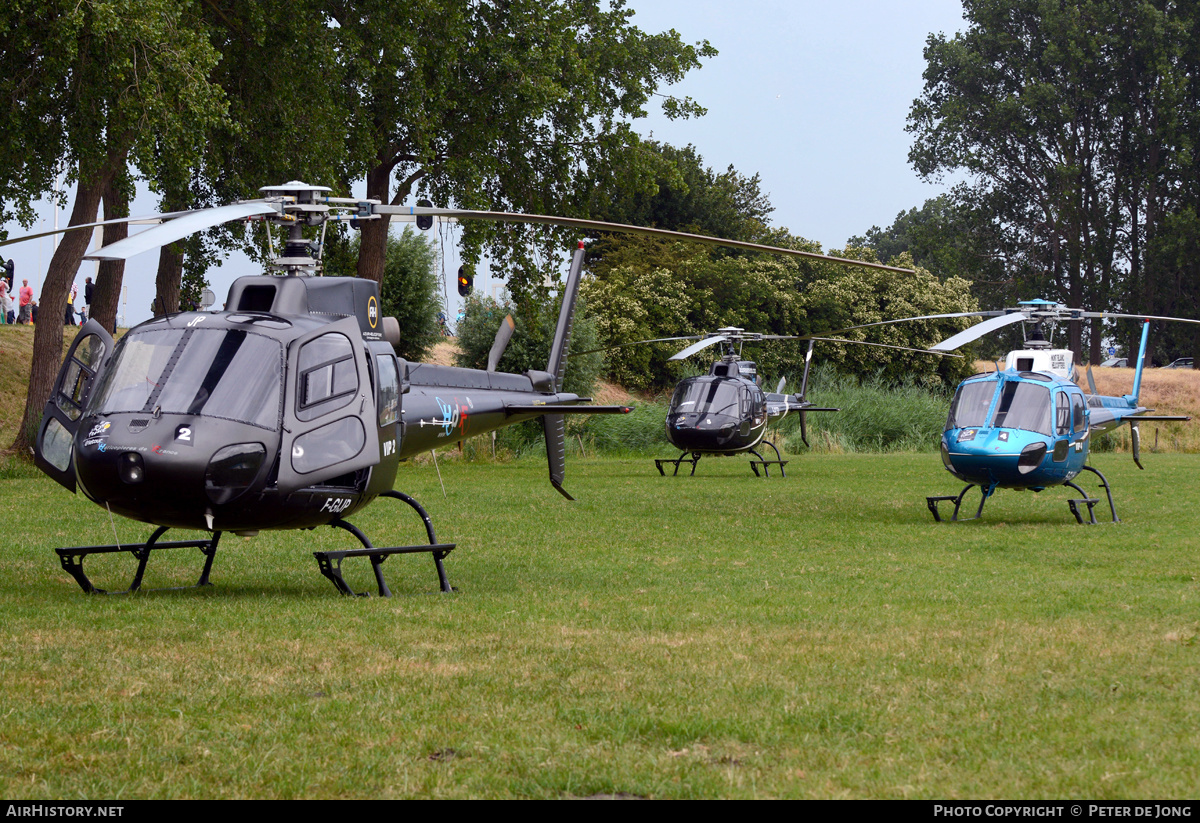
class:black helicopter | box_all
[850,299,1197,523]
[30,183,636,596]
[16,182,919,596]
[605,327,957,477]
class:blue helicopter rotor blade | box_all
[669,335,728,361]
[932,313,1028,351]
[84,202,281,261]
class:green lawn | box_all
[1,452,1197,798]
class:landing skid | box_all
[927,465,1119,524]
[655,451,702,476]
[56,526,222,595]
[654,441,789,477]
[314,491,456,597]
[748,441,788,478]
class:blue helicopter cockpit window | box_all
[946,380,996,430]
[90,328,283,431]
[990,381,1052,436]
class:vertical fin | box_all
[543,414,573,499]
[798,339,815,447]
[543,242,586,498]
[1130,319,1151,405]
[546,242,586,386]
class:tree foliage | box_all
[582,236,977,393]
[329,0,716,298]
[0,0,226,449]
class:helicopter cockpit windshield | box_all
[90,327,283,430]
[672,380,742,418]
[945,378,1052,436]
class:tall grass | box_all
[775,366,950,454]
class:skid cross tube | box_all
[313,491,455,596]
[56,527,223,594]
[1067,465,1119,524]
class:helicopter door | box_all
[34,320,115,492]
[276,318,380,494]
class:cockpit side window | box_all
[1055,390,1071,435]
[1071,392,1087,433]
[297,333,358,422]
[377,354,400,427]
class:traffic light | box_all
[415,199,433,230]
[457,266,473,297]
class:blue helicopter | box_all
[906,300,1196,523]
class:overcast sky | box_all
[2,0,968,326]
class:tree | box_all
[327,0,716,299]
[847,195,1004,289]
[581,235,977,392]
[0,0,226,450]
[907,0,1199,364]
[590,141,774,242]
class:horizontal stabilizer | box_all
[505,404,633,416]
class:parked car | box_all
[1099,357,1128,367]
[1162,357,1194,369]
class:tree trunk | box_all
[154,244,183,316]
[91,179,128,333]
[11,175,109,452]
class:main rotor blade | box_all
[809,337,963,357]
[573,334,705,357]
[932,313,1028,351]
[669,335,729,361]
[84,202,281,261]
[0,210,194,248]
[821,310,1004,338]
[380,205,915,274]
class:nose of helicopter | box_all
[74,413,274,528]
[667,411,739,451]
[942,427,1050,486]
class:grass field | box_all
[2,451,1197,799]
